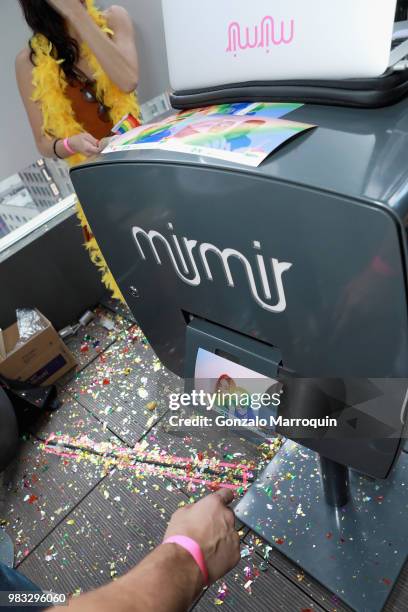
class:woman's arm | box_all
[15,49,101,159]
[16,49,63,159]
[48,1,139,92]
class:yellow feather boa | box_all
[30,0,140,301]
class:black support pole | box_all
[319,456,349,508]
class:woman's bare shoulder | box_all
[15,47,32,75]
[15,48,35,98]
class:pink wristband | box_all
[163,536,209,585]
[63,138,76,155]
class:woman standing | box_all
[16,0,140,298]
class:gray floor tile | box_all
[142,418,269,499]
[99,295,136,324]
[64,306,131,374]
[1,432,112,565]
[384,560,408,612]
[18,469,188,595]
[29,393,122,445]
[65,333,180,446]
[193,550,327,612]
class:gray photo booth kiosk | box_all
[71,100,408,612]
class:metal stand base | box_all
[235,441,408,612]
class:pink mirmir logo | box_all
[226,16,295,56]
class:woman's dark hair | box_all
[18,0,80,79]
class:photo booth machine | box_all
[71,1,408,610]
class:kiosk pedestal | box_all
[320,456,349,508]
[70,98,408,612]
[236,442,408,612]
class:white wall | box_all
[0,0,170,181]
[0,2,35,180]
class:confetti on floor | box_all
[42,434,256,492]
[1,303,405,611]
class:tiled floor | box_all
[0,301,407,611]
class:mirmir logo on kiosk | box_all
[226,16,295,55]
[132,223,293,313]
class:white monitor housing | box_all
[162,0,399,91]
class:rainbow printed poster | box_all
[104,114,315,168]
[157,115,315,167]
[102,103,315,166]
[235,102,303,119]
[103,102,306,154]
[176,102,303,120]
[103,114,190,152]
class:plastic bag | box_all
[16,309,46,343]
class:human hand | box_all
[67,133,101,157]
[164,490,241,585]
[98,136,115,152]
[45,0,86,20]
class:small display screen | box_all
[194,347,279,426]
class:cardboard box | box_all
[0,310,77,386]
